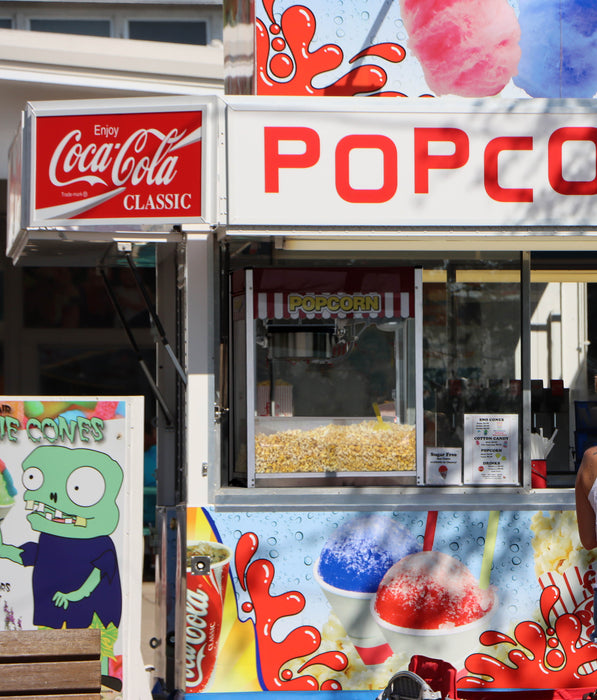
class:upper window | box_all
[0,3,219,46]
[29,18,111,37]
[128,20,207,45]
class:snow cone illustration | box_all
[514,0,597,97]
[372,550,496,669]
[399,0,521,96]
[314,514,420,665]
[0,459,17,525]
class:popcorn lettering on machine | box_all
[228,268,424,487]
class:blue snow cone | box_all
[514,0,597,97]
[316,514,421,594]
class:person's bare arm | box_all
[576,448,597,550]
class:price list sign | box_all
[464,414,519,485]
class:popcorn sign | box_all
[287,293,381,316]
[32,110,203,223]
[227,100,597,228]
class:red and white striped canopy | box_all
[245,268,415,320]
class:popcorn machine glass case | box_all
[230,268,423,487]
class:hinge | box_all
[214,404,229,424]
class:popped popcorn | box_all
[255,421,416,474]
[530,510,597,577]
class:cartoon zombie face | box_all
[21,445,123,539]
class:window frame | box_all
[2,3,215,45]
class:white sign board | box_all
[226,97,597,229]
[463,414,519,485]
[425,447,462,485]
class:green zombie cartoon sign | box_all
[0,445,123,629]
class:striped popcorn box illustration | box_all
[538,566,597,646]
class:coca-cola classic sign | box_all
[33,109,203,223]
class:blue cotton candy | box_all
[316,514,420,593]
[514,0,597,97]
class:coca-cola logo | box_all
[49,127,190,188]
[185,586,210,690]
[34,110,203,221]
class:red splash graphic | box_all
[539,567,597,645]
[256,3,407,96]
[458,585,597,690]
[235,532,348,690]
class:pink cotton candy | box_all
[400,0,521,97]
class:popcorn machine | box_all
[229,267,424,487]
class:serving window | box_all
[219,248,594,499]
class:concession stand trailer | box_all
[9,92,597,700]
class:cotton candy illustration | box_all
[399,0,521,97]
[514,0,597,97]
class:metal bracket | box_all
[190,555,211,575]
[214,404,229,424]
[99,267,175,427]
[123,251,187,386]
